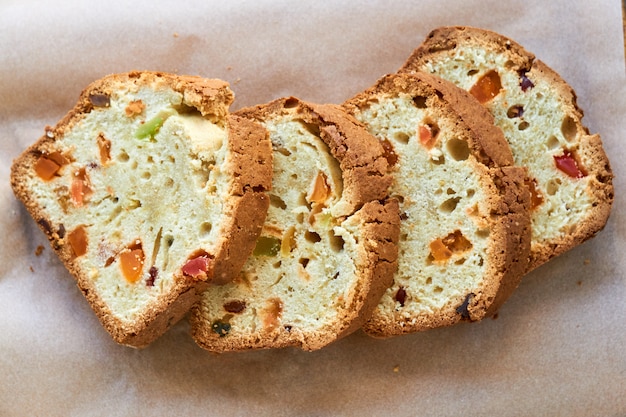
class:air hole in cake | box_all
[400,233,408,242]
[393,132,410,144]
[434,286,443,294]
[467,69,479,76]
[426,277,432,285]
[446,138,470,161]
[466,189,475,198]
[141,171,151,180]
[518,121,530,131]
[300,121,321,138]
[146,155,154,163]
[284,98,299,108]
[269,194,287,209]
[200,222,212,236]
[117,151,130,162]
[299,258,310,269]
[412,95,428,109]
[446,187,456,195]
[273,261,282,269]
[165,235,174,247]
[476,228,490,238]
[305,230,322,243]
[280,227,296,256]
[455,258,466,265]
[291,173,298,180]
[546,135,560,150]
[296,212,306,224]
[440,197,461,213]
[546,178,561,196]
[561,115,578,142]
[507,105,524,118]
[168,155,176,164]
[298,193,309,208]
[329,232,345,252]
[164,178,174,187]
[275,146,292,156]
[504,60,515,68]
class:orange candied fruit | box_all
[418,123,438,149]
[430,238,453,262]
[262,298,283,331]
[97,133,112,165]
[469,70,502,104]
[68,225,88,257]
[429,230,473,263]
[308,171,331,205]
[119,244,145,283]
[71,167,93,207]
[34,152,68,181]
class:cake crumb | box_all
[577,280,582,286]
[584,259,591,265]
[35,245,44,256]
[393,365,400,373]
[29,266,35,273]
[173,32,179,38]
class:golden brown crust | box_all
[10,71,271,348]
[211,115,272,285]
[399,26,614,272]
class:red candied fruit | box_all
[182,254,211,279]
[554,149,586,179]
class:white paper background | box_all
[1,1,625,416]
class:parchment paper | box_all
[1,1,625,416]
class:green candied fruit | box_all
[211,320,231,337]
[253,236,281,257]
[135,116,164,140]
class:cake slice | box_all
[399,26,614,271]
[343,72,530,337]
[190,97,399,351]
[10,71,273,347]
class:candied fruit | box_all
[70,167,92,207]
[429,230,472,262]
[182,255,211,279]
[68,225,88,257]
[554,149,586,179]
[135,116,164,140]
[263,298,283,331]
[469,70,502,104]
[97,133,111,165]
[308,171,331,204]
[34,152,68,181]
[418,123,438,149]
[254,236,281,257]
[120,245,145,283]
